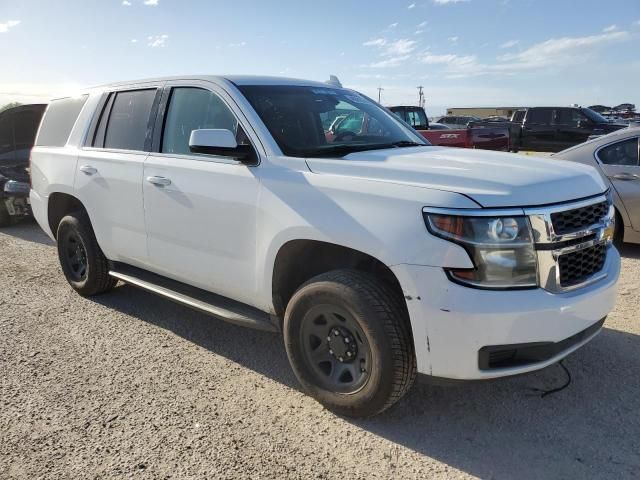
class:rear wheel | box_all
[0,201,11,227]
[57,212,117,296]
[284,269,416,417]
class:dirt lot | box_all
[1,221,639,479]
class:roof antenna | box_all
[326,75,342,88]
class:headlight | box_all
[424,212,538,289]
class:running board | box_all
[109,263,279,333]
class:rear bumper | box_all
[391,247,620,380]
[29,189,54,238]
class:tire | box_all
[0,200,11,227]
[56,211,117,296]
[613,210,624,251]
[284,269,416,417]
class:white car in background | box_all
[554,128,640,246]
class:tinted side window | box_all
[598,138,639,166]
[92,93,115,148]
[162,88,239,155]
[35,96,88,147]
[555,108,587,126]
[0,112,13,159]
[104,89,156,151]
[513,110,525,122]
[527,108,553,124]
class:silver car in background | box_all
[554,128,640,247]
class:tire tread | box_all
[291,269,417,416]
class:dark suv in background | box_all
[475,106,628,153]
[516,107,627,151]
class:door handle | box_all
[612,173,640,181]
[146,176,172,187]
[79,165,97,176]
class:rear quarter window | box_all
[527,108,553,124]
[35,95,89,147]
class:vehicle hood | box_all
[305,146,607,208]
[595,122,628,133]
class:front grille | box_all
[550,201,608,235]
[558,243,607,287]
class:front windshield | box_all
[581,108,609,123]
[238,85,429,158]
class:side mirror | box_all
[189,129,253,161]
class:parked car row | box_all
[389,106,511,151]
[472,106,628,152]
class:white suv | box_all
[30,76,620,417]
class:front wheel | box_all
[284,270,416,417]
[57,212,117,296]
[613,210,624,251]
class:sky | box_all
[0,0,639,115]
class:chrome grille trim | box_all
[524,193,614,293]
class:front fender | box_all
[254,166,476,311]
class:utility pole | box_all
[377,87,384,104]
[417,86,425,109]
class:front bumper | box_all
[391,246,620,380]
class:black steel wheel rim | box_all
[299,304,372,394]
[63,231,88,282]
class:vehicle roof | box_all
[91,75,335,90]
[524,106,589,110]
[555,127,640,155]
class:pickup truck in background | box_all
[472,106,628,152]
[388,105,510,151]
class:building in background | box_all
[446,106,524,119]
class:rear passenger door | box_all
[142,82,261,304]
[77,85,161,266]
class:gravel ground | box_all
[1,221,639,479]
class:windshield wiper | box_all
[301,143,401,158]
[390,140,426,148]
[301,141,427,158]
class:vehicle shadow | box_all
[620,242,640,259]
[0,219,54,246]
[94,283,640,480]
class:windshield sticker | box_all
[311,88,339,95]
[345,94,368,104]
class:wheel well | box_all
[272,240,406,319]
[614,207,625,242]
[48,193,86,239]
